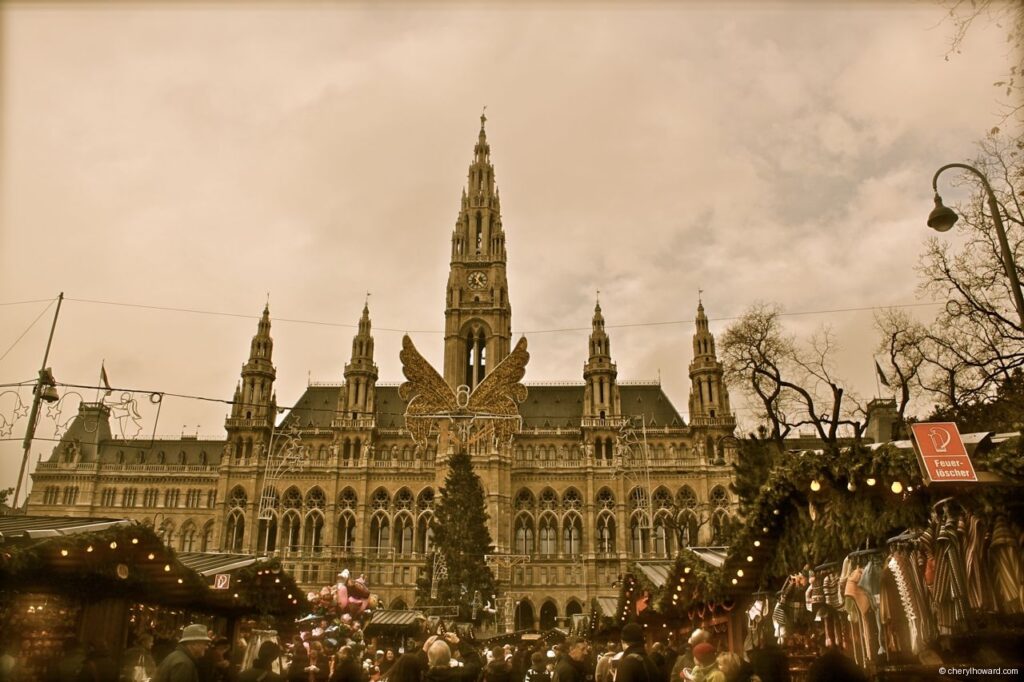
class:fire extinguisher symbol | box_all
[927,427,952,453]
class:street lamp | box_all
[929,164,1024,329]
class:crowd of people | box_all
[0,617,872,682]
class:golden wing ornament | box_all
[467,336,529,443]
[399,335,458,445]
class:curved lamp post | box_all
[930,163,1024,329]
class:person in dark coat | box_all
[329,646,364,682]
[76,642,119,682]
[615,625,658,682]
[382,653,423,682]
[806,647,867,682]
[153,624,212,682]
[197,637,237,682]
[239,641,284,682]
[552,639,587,682]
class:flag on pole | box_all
[100,362,112,397]
[874,359,891,388]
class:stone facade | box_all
[27,116,738,630]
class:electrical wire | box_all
[0,297,57,364]
[53,295,944,336]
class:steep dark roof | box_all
[279,385,343,429]
[282,382,686,431]
[619,385,686,427]
[96,438,224,465]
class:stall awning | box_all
[178,552,260,576]
[594,596,618,618]
[367,609,425,627]
[685,547,728,568]
[0,516,130,539]
[634,562,674,588]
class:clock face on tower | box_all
[467,271,488,290]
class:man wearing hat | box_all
[687,643,723,682]
[153,624,211,682]
[614,625,658,682]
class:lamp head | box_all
[927,194,958,232]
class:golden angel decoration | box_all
[399,334,529,449]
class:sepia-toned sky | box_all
[0,1,1016,493]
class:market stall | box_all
[0,516,306,681]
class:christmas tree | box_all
[416,450,497,622]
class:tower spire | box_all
[343,302,378,419]
[443,114,513,390]
[226,305,277,445]
[584,298,619,420]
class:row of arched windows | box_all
[116,450,209,465]
[155,518,214,553]
[41,486,78,505]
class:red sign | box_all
[910,422,977,483]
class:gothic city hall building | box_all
[28,117,738,630]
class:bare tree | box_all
[873,307,927,422]
[720,303,868,450]
[918,134,1024,410]
[940,0,1024,123]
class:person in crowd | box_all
[287,638,311,682]
[379,651,396,677]
[197,636,236,682]
[239,642,284,682]
[422,637,480,682]
[381,654,423,682]
[525,651,551,682]
[687,644,723,682]
[153,624,212,682]
[482,647,512,682]
[806,647,866,682]
[329,646,363,682]
[76,642,119,682]
[0,638,20,682]
[615,625,659,682]
[714,653,756,682]
[552,639,587,682]
[745,642,789,682]
[670,630,709,682]
[593,643,616,682]
[301,642,329,682]
[122,633,158,682]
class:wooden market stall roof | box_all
[0,516,305,618]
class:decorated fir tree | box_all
[415,451,497,622]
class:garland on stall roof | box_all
[658,549,727,616]
[233,559,307,618]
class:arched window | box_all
[538,514,557,556]
[514,489,535,511]
[393,513,414,555]
[282,487,302,510]
[538,489,557,511]
[394,489,414,511]
[677,510,699,548]
[179,522,196,552]
[630,512,650,557]
[303,511,325,554]
[710,486,730,509]
[562,514,582,556]
[539,601,558,630]
[596,488,615,510]
[597,513,616,555]
[370,513,390,553]
[338,488,357,510]
[229,486,248,509]
[652,487,673,510]
[257,513,278,553]
[561,488,582,512]
[417,488,435,512]
[416,513,434,554]
[514,514,534,555]
[281,511,301,552]
[676,486,698,510]
[305,487,326,510]
[338,513,356,552]
[200,521,214,552]
[371,489,390,511]
[653,513,671,558]
[711,510,733,545]
[225,511,244,552]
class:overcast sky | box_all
[0,2,1016,493]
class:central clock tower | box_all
[443,113,512,390]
